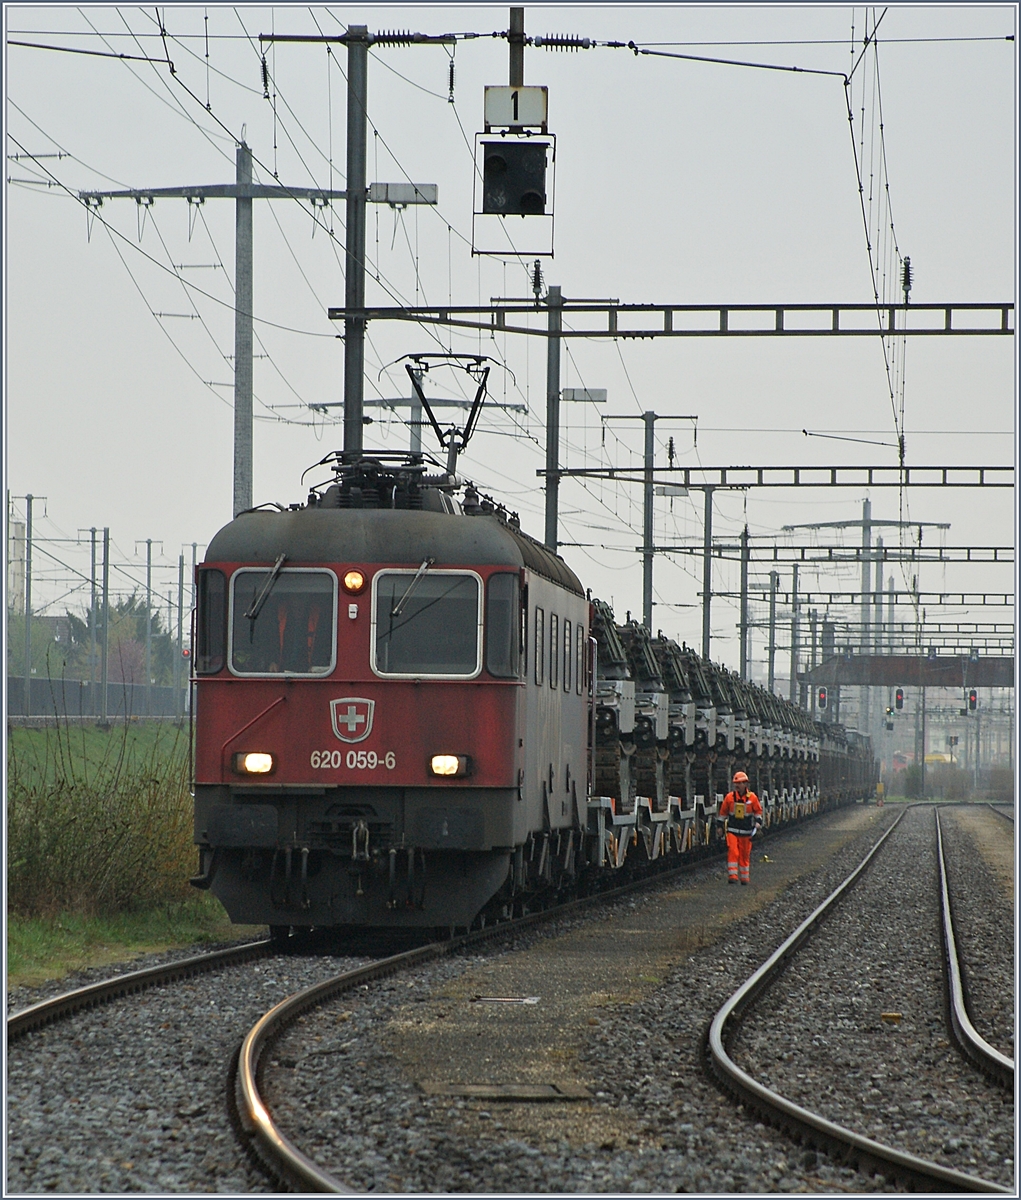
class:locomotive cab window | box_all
[195,568,227,674]
[373,570,482,678]
[229,569,337,676]
[485,573,521,679]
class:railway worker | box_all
[719,771,763,885]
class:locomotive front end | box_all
[192,495,534,931]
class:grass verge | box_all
[7,719,264,990]
[8,721,195,916]
[7,894,266,990]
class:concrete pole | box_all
[343,28,369,454]
[767,569,778,693]
[861,498,872,732]
[89,527,98,714]
[739,525,749,680]
[974,707,981,793]
[509,7,525,87]
[101,527,110,724]
[176,554,185,719]
[888,577,894,654]
[22,494,33,716]
[789,563,799,703]
[189,542,198,717]
[145,538,153,717]
[166,590,173,711]
[810,609,818,718]
[642,411,655,629]
[920,685,927,798]
[544,286,563,551]
[233,143,254,516]
[860,498,872,650]
[875,536,884,653]
[701,487,714,660]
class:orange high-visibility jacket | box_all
[720,790,763,836]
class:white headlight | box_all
[235,752,275,775]
[430,754,468,777]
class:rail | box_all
[936,809,1014,1090]
[230,812,821,1191]
[7,940,274,1041]
[706,805,1010,1193]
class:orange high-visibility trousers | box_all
[726,832,753,884]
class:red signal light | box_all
[895,688,904,710]
[817,686,827,709]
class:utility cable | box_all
[6,131,337,338]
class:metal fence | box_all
[7,676,189,719]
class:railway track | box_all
[17,801,994,1193]
[7,939,275,1041]
[229,840,755,1191]
[230,804,917,1193]
[707,803,1013,1193]
[7,816,743,1190]
[985,802,1014,823]
[936,810,1014,1090]
[6,832,724,1046]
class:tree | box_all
[6,612,71,680]
[8,592,179,685]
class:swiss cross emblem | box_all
[330,697,375,744]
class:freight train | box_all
[190,450,876,935]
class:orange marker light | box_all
[343,569,366,594]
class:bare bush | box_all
[7,723,195,917]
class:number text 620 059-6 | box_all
[311,749,396,770]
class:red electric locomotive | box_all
[192,452,590,933]
[192,450,877,935]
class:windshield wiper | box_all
[391,558,434,618]
[245,554,287,622]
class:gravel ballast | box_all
[7,950,368,1193]
[262,805,944,1193]
[9,802,1012,1194]
[730,804,1014,1188]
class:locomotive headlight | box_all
[234,752,275,775]
[430,754,470,777]
[342,569,366,594]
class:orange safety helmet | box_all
[732,771,749,784]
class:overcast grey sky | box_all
[4,4,1017,681]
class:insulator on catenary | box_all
[448,58,455,102]
[533,33,592,50]
[374,29,414,46]
[901,256,912,304]
[261,56,270,100]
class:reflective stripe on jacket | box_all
[721,790,762,836]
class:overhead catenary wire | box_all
[13,28,1014,48]
[12,15,1005,646]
